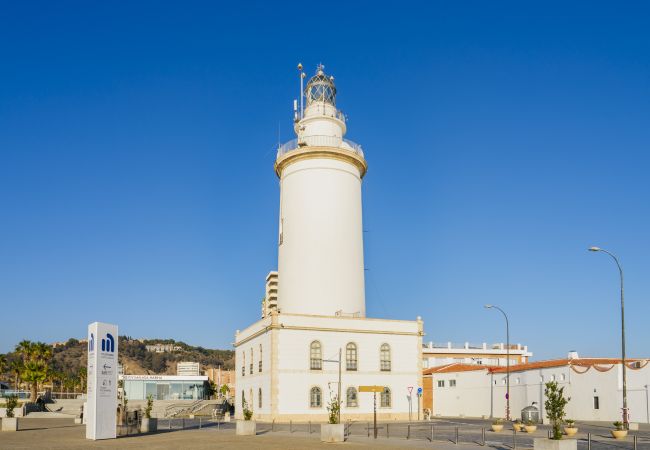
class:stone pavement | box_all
[0,418,509,450]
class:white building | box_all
[422,341,532,369]
[425,353,650,423]
[177,361,200,377]
[234,64,423,421]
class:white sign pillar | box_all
[86,322,118,440]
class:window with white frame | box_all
[310,341,322,370]
[449,379,456,387]
[310,386,322,408]
[346,387,358,407]
[346,342,358,371]
[380,343,391,371]
[438,380,445,388]
[380,387,391,407]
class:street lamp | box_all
[485,304,510,420]
[588,246,628,429]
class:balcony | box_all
[277,135,364,159]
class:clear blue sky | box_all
[1,2,648,359]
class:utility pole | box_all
[338,348,342,425]
[485,304,510,420]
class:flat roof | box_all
[119,375,208,381]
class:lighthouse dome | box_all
[305,65,336,106]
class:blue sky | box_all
[1,2,648,359]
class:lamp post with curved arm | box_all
[589,246,628,429]
[485,304,510,420]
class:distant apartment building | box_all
[145,343,182,353]
[261,271,278,318]
[422,341,532,368]
[205,366,235,398]
[177,361,200,376]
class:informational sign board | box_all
[86,322,118,440]
[359,385,384,393]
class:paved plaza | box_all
[1,417,649,449]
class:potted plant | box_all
[564,419,578,436]
[513,418,525,432]
[524,419,537,433]
[491,418,504,432]
[321,395,344,442]
[140,394,157,433]
[611,421,628,439]
[2,395,19,432]
[533,381,576,450]
[236,398,256,435]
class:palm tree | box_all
[10,360,23,391]
[15,341,53,402]
[0,354,7,377]
[78,367,87,393]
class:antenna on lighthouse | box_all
[298,62,305,119]
[293,99,298,121]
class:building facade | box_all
[425,354,650,423]
[176,361,200,376]
[422,341,532,369]
[234,65,423,421]
[120,374,208,401]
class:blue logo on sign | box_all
[417,387,423,395]
[101,333,115,353]
[89,333,95,352]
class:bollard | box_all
[169,419,171,430]
[387,423,389,439]
[548,429,551,439]
[512,427,516,450]
[482,427,485,446]
[182,418,185,429]
[430,424,433,442]
[587,432,591,450]
[367,421,370,438]
[455,426,459,445]
[199,417,202,429]
[272,419,274,432]
[407,424,411,439]
[309,421,311,434]
[290,420,292,433]
[634,434,637,450]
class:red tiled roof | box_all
[423,363,494,375]
[489,358,643,374]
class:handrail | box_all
[277,135,363,159]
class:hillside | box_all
[0,337,234,383]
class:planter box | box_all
[491,424,504,432]
[534,438,577,450]
[321,423,345,443]
[141,417,158,433]
[525,425,538,433]
[236,420,256,436]
[2,417,18,432]
[611,430,628,439]
[564,427,578,436]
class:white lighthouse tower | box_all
[235,64,422,423]
[275,64,367,317]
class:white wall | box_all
[431,363,650,423]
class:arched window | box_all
[346,387,358,407]
[259,344,263,372]
[346,342,358,371]
[380,343,391,371]
[310,341,322,370]
[258,388,262,408]
[380,387,391,408]
[310,386,322,407]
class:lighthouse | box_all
[275,64,367,318]
[235,64,422,423]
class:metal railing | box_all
[277,135,364,159]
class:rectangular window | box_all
[593,396,599,409]
[449,379,456,387]
[259,360,262,372]
[249,363,253,375]
[437,380,445,388]
[241,366,245,376]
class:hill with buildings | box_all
[0,337,235,386]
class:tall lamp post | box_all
[485,304,510,420]
[588,246,628,429]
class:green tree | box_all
[16,341,52,402]
[544,381,570,440]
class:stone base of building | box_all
[239,412,414,422]
[533,438,577,450]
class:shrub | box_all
[565,419,575,427]
[327,396,340,425]
[613,421,624,431]
[242,399,253,421]
[492,418,503,425]
[144,394,153,419]
[544,381,570,440]
[5,395,18,418]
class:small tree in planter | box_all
[491,418,504,432]
[321,396,344,443]
[564,419,578,436]
[140,394,157,433]
[236,397,256,435]
[2,395,19,432]
[611,421,628,439]
[533,381,575,450]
